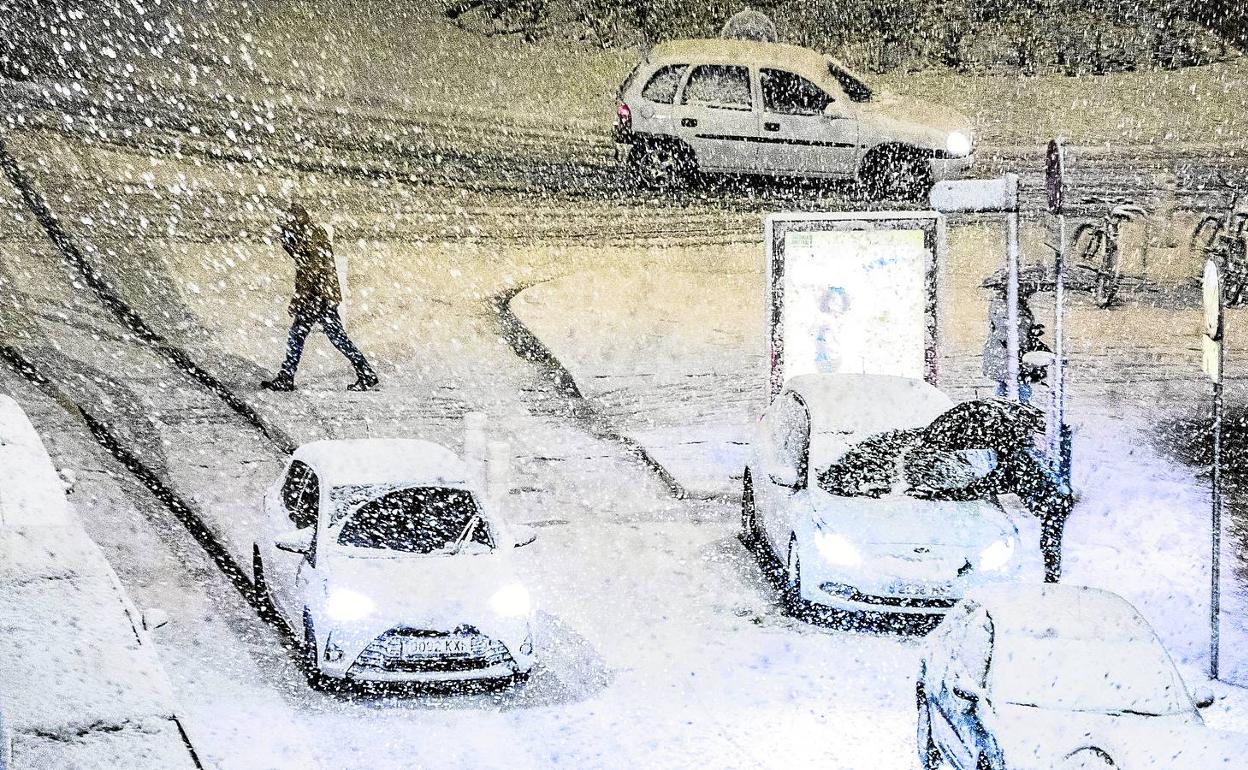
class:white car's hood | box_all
[856,92,973,150]
[325,548,524,631]
[991,703,1242,769]
[811,489,1012,550]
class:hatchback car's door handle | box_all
[681,118,697,128]
[764,121,780,132]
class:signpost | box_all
[1202,258,1225,680]
[1046,139,1069,483]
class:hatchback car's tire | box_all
[861,144,933,201]
[302,614,332,691]
[740,472,759,548]
[783,537,809,616]
[628,139,694,192]
[916,684,944,769]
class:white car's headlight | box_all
[325,588,375,622]
[978,538,1015,572]
[815,530,862,566]
[490,583,532,617]
[946,131,973,157]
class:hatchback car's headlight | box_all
[325,588,375,622]
[490,583,532,617]
[815,530,862,566]
[978,538,1015,572]
[946,131,973,157]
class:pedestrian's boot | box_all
[260,376,296,392]
[347,370,379,392]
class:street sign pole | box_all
[1203,258,1225,680]
[1005,173,1021,402]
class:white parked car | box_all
[916,584,1241,770]
[253,439,538,687]
[741,374,1035,616]
[614,38,974,198]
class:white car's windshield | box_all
[333,486,494,554]
[992,635,1189,715]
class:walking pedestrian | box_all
[260,202,378,392]
[982,280,1048,404]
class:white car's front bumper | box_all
[316,620,536,683]
[929,153,975,182]
[801,546,1022,616]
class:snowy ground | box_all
[4,33,1248,768]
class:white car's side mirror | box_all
[1194,686,1216,709]
[142,608,170,631]
[769,466,801,489]
[275,529,313,555]
[513,525,538,549]
[822,102,844,119]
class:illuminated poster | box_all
[766,213,942,396]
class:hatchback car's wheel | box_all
[861,144,933,201]
[302,614,331,691]
[784,537,808,616]
[916,685,944,769]
[628,140,693,192]
[740,472,759,547]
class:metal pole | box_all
[1005,174,1020,401]
[1212,334,1224,680]
[1051,214,1067,470]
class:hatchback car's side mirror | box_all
[822,102,844,119]
[513,525,538,549]
[769,466,801,489]
[275,529,313,555]
[142,608,170,631]
[1194,686,1216,709]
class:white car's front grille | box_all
[352,627,512,674]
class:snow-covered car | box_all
[253,439,538,687]
[741,374,1035,616]
[916,584,1238,769]
[613,38,974,197]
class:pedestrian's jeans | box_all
[278,306,374,381]
[995,380,1032,405]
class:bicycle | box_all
[1191,188,1248,306]
[1070,199,1148,308]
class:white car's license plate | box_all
[401,638,471,657]
[889,581,952,598]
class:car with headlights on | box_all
[915,584,1244,770]
[613,38,974,198]
[741,374,1038,617]
[253,439,537,687]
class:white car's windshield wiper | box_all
[448,515,483,555]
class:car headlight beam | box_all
[325,588,375,622]
[490,583,532,617]
[815,530,862,567]
[978,538,1015,572]
[946,131,973,157]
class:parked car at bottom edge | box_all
[916,583,1248,770]
[614,38,974,198]
[742,374,1040,617]
[254,439,538,687]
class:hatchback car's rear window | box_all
[682,64,752,111]
[336,486,493,554]
[641,64,687,104]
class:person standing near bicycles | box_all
[982,278,1048,404]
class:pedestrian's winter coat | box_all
[281,206,341,315]
[981,295,1047,381]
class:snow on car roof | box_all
[964,584,1156,643]
[787,373,953,434]
[647,38,848,83]
[294,439,470,488]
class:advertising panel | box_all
[766,212,944,397]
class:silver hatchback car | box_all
[614,39,975,198]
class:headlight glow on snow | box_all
[490,583,532,617]
[978,538,1015,572]
[814,531,861,566]
[946,131,973,157]
[325,588,375,622]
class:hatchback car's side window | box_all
[773,393,810,472]
[281,461,310,514]
[641,64,687,105]
[681,64,752,111]
[282,461,319,530]
[760,68,831,116]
